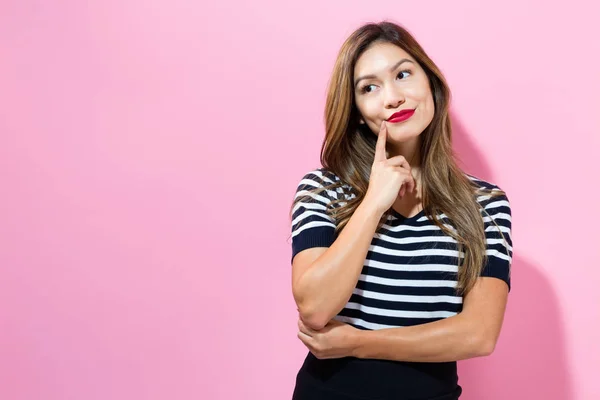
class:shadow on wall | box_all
[450,115,573,400]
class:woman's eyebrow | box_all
[354,58,414,88]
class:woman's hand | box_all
[363,121,416,215]
[297,317,361,359]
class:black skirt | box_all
[292,352,462,400]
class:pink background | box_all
[1,1,599,399]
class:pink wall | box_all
[1,1,599,399]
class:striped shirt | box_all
[291,168,512,331]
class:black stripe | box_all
[356,280,459,297]
[339,308,458,328]
[348,294,462,313]
[371,237,459,251]
[362,267,458,281]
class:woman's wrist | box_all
[358,197,385,220]
[350,329,369,359]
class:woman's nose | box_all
[384,87,405,108]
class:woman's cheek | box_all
[366,98,382,118]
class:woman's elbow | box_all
[293,287,329,330]
[474,333,497,357]
[297,307,329,330]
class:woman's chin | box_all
[387,130,422,144]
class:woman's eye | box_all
[362,84,376,93]
[397,69,411,79]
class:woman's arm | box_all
[293,200,382,331]
[352,277,509,362]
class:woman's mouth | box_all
[387,109,415,123]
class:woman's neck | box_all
[387,136,422,170]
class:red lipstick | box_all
[387,109,415,123]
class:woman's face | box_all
[353,42,435,146]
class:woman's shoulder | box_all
[464,173,503,191]
[464,173,510,209]
[295,167,353,201]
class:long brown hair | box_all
[291,21,510,296]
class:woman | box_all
[289,21,513,400]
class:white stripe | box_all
[291,201,327,215]
[380,223,457,233]
[485,225,511,234]
[414,213,448,222]
[486,248,512,262]
[293,190,330,205]
[483,212,512,223]
[364,259,459,273]
[291,210,333,227]
[369,245,464,258]
[291,221,335,238]
[484,199,510,209]
[345,302,457,319]
[353,288,462,304]
[476,189,504,201]
[297,178,339,199]
[303,169,337,185]
[376,235,457,245]
[359,274,458,288]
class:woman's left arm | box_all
[352,276,508,362]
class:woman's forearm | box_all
[352,313,492,362]
[296,201,382,329]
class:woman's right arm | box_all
[292,200,382,330]
[292,121,415,330]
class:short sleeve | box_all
[290,169,338,263]
[478,189,513,291]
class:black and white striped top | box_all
[290,168,513,331]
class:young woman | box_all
[289,21,513,400]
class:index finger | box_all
[374,121,388,161]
